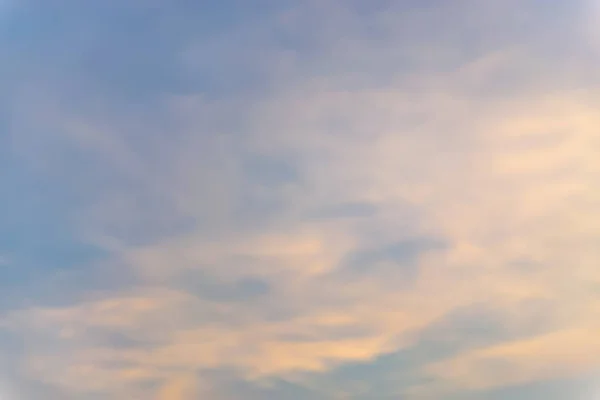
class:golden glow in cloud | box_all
[2,1,600,399]
[7,81,600,398]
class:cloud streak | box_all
[1,0,600,399]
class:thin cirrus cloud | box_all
[1,0,600,399]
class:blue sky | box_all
[1,0,600,399]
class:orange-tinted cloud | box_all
[2,1,600,399]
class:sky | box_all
[1,0,600,399]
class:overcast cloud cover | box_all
[1,0,600,399]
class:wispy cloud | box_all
[1,0,600,399]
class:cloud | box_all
[1,0,600,399]
[157,374,201,400]
[416,327,600,396]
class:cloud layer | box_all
[2,0,600,399]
